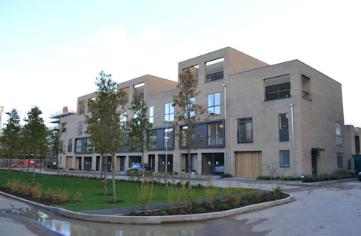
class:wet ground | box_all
[1,180,360,236]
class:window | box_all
[77,121,83,136]
[67,139,72,153]
[207,122,224,146]
[149,106,154,124]
[337,154,343,168]
[302,75,312,101]
[75,139,82,153]
[185,97,195,117]
[279,113,289,142]
[208,93,221,115]
[238,118,253,143]
[164,128,173,149]
[355,136,360,154]
[120,112,127,127]
[164,102,174,122]
[335,123,343,146]
[61,122,66,133]
[86,139,93,152]
[279,150,290,168]
[264,74,291,101]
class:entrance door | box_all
[202,153,224,175]
[158,154,173,174]
[84,157,92,171]
[96,156,100,171]
[311,150,319,176]
[117,156,126,172]
[66,156,72,169]
[235,152,262,178]
[182,154,197,174]
[76,157,82,170]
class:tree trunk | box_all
[32,155,36,184]
[103,155,107,196]
[112,153,116,203]
[187,148,191,189]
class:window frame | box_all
[279,150,290,168]
[279,113,289,142]
[337,154,343,168]
[207,92,221,115]
[237,117,253,143]
[207,121,225,147]
[149,106,154,124]
[164,102,174,122]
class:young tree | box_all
[128,99,153,166]
[48,128,63,174]
[86,71,126,202]
[0,109,22,160]
[23,107,48,183]
[173,69,205,186]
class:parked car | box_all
[214,165,224,175]
[126,163,151,175]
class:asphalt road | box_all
[0,180,360,236]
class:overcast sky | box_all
[0,0,360,127]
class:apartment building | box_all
[54,47,351,177]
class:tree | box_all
[173,69,205,186]
[48,128,63,174]
[128,98,153,166]
[86,71,126,202]
[23,107,48,183]
[0,109,22,159]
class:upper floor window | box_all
[60,122,67,133]
[164,102,174,122]
[149,106,154,124]
[164,128,173,149]
[67,139,72,153]
[75,139,82,153]
[207,122,224,146]
[279,113,289,142]
[335,123,343,146]
[301,75,312,101]
[77,121,83,136]
[120,112,127,127]
[238,118,253,143]
[208,93,221,115]
[185,97,196,118]
[264,74,291,101]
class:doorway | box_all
[311,149,319,176]
[148,154,155,171]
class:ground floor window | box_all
[279,150,290,168]
[117,156,126,171]
[129,156,141,168]
[337,154,343,168]
[202,153,224,175]
[158,154,173,174]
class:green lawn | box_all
[0,170,247,212]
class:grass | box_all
[0,170,247,212]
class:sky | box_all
[0,0,361,127]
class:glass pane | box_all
[214,106,220,115]
[215,93,221,106]
[149,106,154,116]
[208,94,213,107]
[165,103,169,114]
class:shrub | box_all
[73,191,82,202]
[30,184,42,199]
[271,186,282,199]
[221,173,232,178]
[137,179,154,211]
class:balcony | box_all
[302,90,312,101]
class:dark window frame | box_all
[237,117,253,143]
[279,150,290,168]
[265,82,291,101]
[279,113,289,142]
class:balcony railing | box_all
[206,71,224,82]
[302,91,312,101]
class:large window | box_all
[75,139,82,153]
[208,93,221,115]
[337,154,343,168]
[164,128,173,149]
[207,122,224,146]
[238,118,253,143]
[335,123,343,146]
[149,106,154,124]
[279,150,290,168]
[279,113,289,142]
[164,102,174,122]
[74,138,91,153]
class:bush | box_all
[302,170,355,182]
[221,173,232,178]
[72,191,82,202]
[30,184,42,199]
[257,176,302,181]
